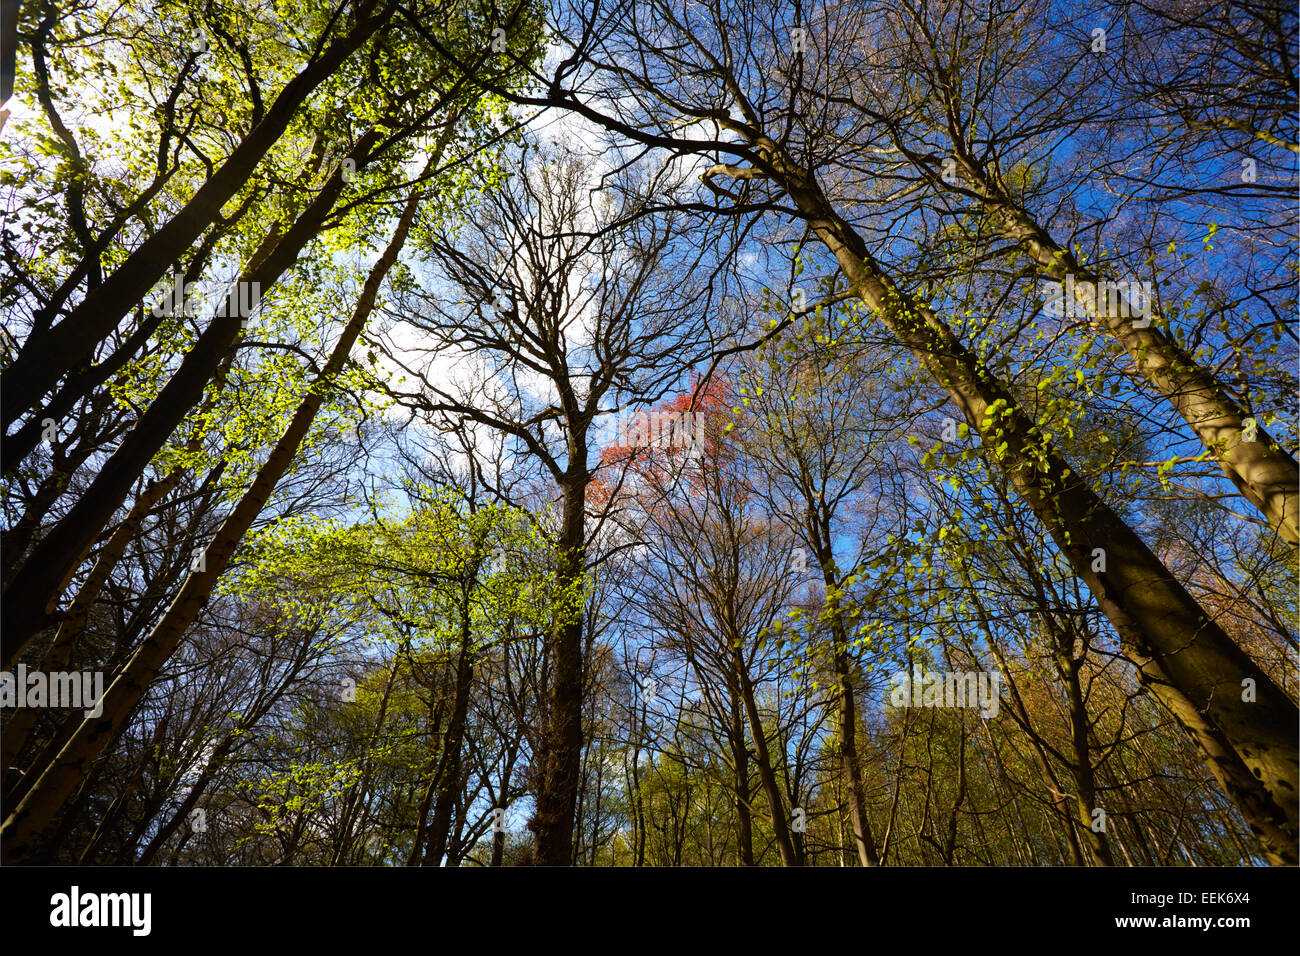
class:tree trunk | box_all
[729,686,754,866]
[734,650,799,866]
[1,128,383,666]
[0,168,427,862]
[959,160,1299,546]
[810,517,881,866]
[531,470,587,865]
[833,647,880,866]
[1058,651,1116,866]
[422,611,475,866]
[0,0,392,427]
[0,460,189,774]
[3,190,262,474]
[735,141,1299,864]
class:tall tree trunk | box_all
[2,356,236,776]
[3,187,263,474]
[810,518,881,866]
[406,696,448,866]
[531,469,587,865]
[629,698,648,867]
[0,457,192,775]
[833,647,880,866]
[1061,653,1115,866]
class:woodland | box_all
[0,0,1296,867]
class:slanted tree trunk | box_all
[0,165,429,862]
[0,0,393,427]
[954,154,1299,546]
[2,168,268,474]
[0,454,198,775]
[705,138,1299,864]
[733,647,799,866]
[3,350,238,777]
[1,128,384,666]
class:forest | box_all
[0,0,1296,868]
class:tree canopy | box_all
[1,0,1296,872]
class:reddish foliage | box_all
[587,374,741,509]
